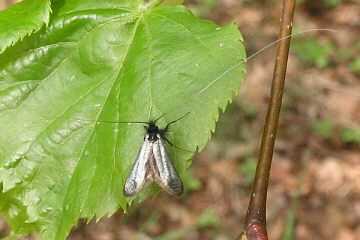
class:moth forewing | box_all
[123,114,189,197]
[152,134,183,196]
[123,134,153,197]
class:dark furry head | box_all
[144,121,166,142]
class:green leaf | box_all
[154,227,197,240]
[197,209,221,228]
[0,0,51,53]
[182,169,202,195]
[238,155,257,183]
[341,127,360,144]
[191,0,217,18]
[0,186,38,238]
[312,119,334,138]
[281,163,306,240]
[324,0,343,7]
[0,1,246,239]
[349,56,360,75]
[160,0,184,6]
[291,38,334,68]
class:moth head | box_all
[145,121,159,133]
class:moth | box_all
[123,113,190,197]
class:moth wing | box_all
[152,134,183,196]
[123,135,153,197]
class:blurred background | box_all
[1,0,360,239]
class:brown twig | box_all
[239,0,296,239]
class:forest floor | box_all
[1,0,360,239]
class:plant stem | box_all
[240,0,296,239]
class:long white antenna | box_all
[162,28,337,117]
[198,28,336,95]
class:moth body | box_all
[123,121,183,197]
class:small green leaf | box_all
[160,0,184,6]
[138,211,161,234]
[238,156,257,183]
[0,1,246,239]
[281,163,306,240]
[154,228,197,240]
[0,0,51,53]
[291,38,334,68]
[191,0,217,18]
[313,119,334,138]
[341,127,360,144]
[324,0,343,7]
[241,102,257,119]
[182,169,202,194]
[197,209,221,228]
[349,56,360,75]
[0,187,38,238]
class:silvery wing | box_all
[123,134,153,197]
[151,133,183,196]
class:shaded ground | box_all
[1,0,360,239]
